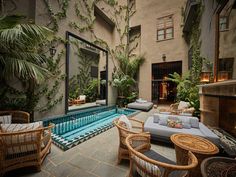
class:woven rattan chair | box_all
[0,124,54,176]
[113,117,146,164]
[0,110,30,123]
[126,134,198,177]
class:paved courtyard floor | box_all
[6,106,176,177]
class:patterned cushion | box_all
[134,154,161,177]
[167,118,183,129]
[1,122,43,155]
[0,115,12,124]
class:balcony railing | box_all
[183,0,200,33]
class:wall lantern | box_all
[49,46,57,57]
[200,71,211,83]
[218,71,229,81]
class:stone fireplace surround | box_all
[199,80,236,138]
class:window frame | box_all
[219,16,229,32]
[157,14,174,42]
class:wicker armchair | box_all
[170,102,195,115]
[113,117,146,164]
[126,134,198,177]
[0,110,30,123]
[0,124,54,176]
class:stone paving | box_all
[6,107,176,177]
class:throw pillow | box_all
[153,114,160,123]
[119,115,132,130]
[0,115,12,124]
[167,118,183,129]
[190,117,199,128]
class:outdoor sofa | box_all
[144,114,220,146]
[127,99,153,111]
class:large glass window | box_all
[157,15,174,41]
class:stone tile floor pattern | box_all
[6,106,176,177]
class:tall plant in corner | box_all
[0,15,53,119]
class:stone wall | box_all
[130,0,188,101]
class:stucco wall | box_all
[219,9,236,79]
[199,0,218,63]
[130,0,188,101]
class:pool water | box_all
[43,106,138,150]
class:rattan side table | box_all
[171,133,219,177]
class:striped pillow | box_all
[134,155,161,177]
[0,115,12,124]
[1,122,43,155]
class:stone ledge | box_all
[198,80,236,97]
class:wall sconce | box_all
[49,46,57,57]
[200,71,211,83]
[218,71,229,81]
[162,54,166,62]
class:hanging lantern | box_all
[200,71,211,83]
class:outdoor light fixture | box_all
[162,54,166,62]
[49,46,57,57]
[200,71,211,83]
[218,71,229,81]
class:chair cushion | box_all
[178,101,190,110]
[1,122,43,155]
[133,150,187,177]
[119,115,132,130]
[0,115,12,124]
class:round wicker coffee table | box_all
[171,133,219,177]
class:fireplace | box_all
[199,80,236,137]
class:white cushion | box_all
[79,95,86,100]
[136,98,148,103]
[1,121,43,155]
[0,115,12,124]
[119,115,132,130]
[178,101,190,110]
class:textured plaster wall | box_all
[130,0,188,101]
[199,0,218,64]
[219,10,236,79]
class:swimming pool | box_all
[43,106,138,150]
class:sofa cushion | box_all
[182,123,191,129]
[159,117,168,126]
[0,115,12,124]
[178,101,190,110]
[144,116,204,138]
[127,102,153,111]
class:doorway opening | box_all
[152,61,182,104]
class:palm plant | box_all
[0,15,53,83]
[115,52,145,78]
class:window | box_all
[157,15,174,41]
[219,16,229,31]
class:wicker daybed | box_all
[0,114,54,176]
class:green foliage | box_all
[112,72,136,97]
[83,79,99,102]
[168,72,200,115]
[0,15,53,83]
[0,15,64,115]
